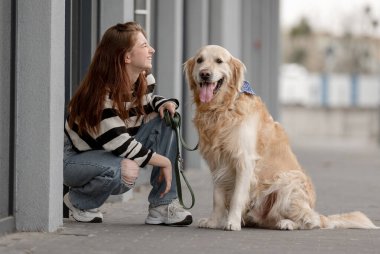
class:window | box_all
[134,0,151,39]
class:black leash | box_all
[164,110,198,209]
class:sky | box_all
[280,0,380,37]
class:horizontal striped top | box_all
[64,74,179,167]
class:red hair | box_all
[67,22,148,135]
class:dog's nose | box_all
[200,70,211,81]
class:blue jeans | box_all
[63,116,178,210]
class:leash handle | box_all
[164,111,198,151]
[164,110,197,209]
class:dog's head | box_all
[184,45,246,105]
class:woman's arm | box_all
[88,108,154,167]
[148,153,172,197]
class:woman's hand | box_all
[158,164,172,198]
[159,102,176,119]
[121,159,140,187]
[148,153,172,197]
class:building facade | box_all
[0,0,279,234]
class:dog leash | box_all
[164,110,198,209]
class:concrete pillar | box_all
[99,0,134,37]
[183,0,209,170]
[242,0,280,119]
[153,0,184,103]
[209,0,243,58]
[0,0,12,219]
[15,0,65,232]
[0,0,15,235]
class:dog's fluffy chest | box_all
[194,110,260,172]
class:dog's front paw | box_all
[198,217,220,229]
[224,222,241,231]
[224,216,242,231]
[277,219,295,230]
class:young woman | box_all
[63,21,192,226]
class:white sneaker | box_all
[63,193,103,223]
[145,199,193,226]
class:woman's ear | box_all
[124,52,131,64]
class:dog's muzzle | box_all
[198,75,224,103]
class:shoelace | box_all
[168,200,185,217]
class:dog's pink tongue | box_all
[199,83,216,103]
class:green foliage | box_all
[290,17,312,38]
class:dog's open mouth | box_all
[199,78,224,103]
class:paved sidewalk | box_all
[1,141,380,254]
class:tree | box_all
[286,17,313,66]
[290,17,312,38]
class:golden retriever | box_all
[184,45,378,231]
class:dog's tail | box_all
[320,211,379,229]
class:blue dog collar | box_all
[240,81,256,95]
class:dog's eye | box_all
[196,57,203,64]
[216,58,223,64]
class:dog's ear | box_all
[231,57,246,81]
[230,57,246,89]
[183,57,196,90]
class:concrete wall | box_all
[15,0,65,232]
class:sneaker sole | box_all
[145,215,193,226]
[71,214,103,223]
[64,194,103,223]
[169,215,193,226]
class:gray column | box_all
[15,0,65,232]
[209,0,242,58]
[99,0,134,37]
[183,0,209,169]
[0,0,13,233]
[153,0,183,102]
[242,0,279,119]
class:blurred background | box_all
[279,0,380,147]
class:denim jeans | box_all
[63,116,178,210]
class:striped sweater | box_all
[64,74,179,167]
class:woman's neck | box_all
[127,66,142,84]
[129,73,139,84]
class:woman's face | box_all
[125,32,155,72]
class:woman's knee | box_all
[63,150,123,186]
